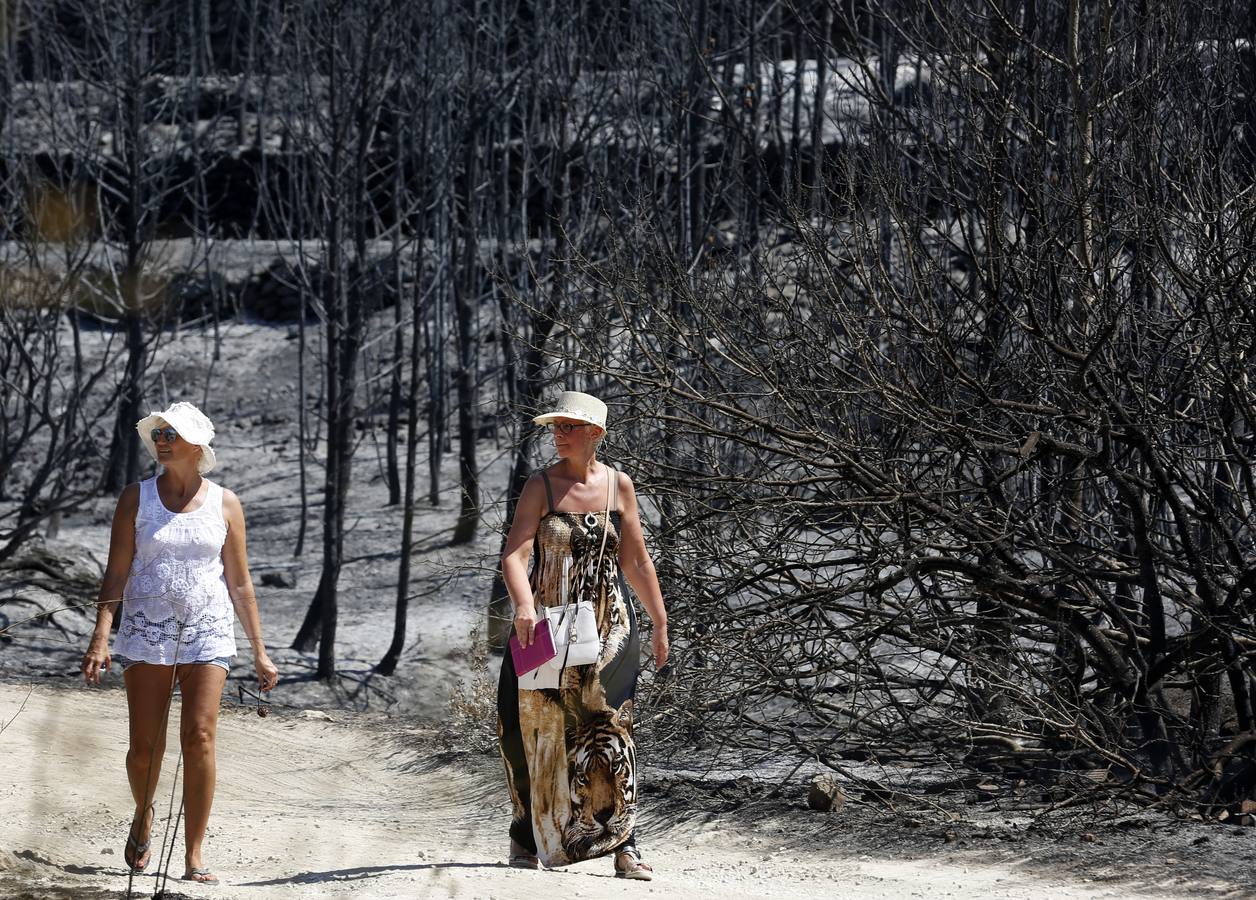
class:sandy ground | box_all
[3,682,1251,900]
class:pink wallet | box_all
[509,619,557,676]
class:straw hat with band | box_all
[532,391,608,431]
[136,401,218,474]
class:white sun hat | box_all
[136,401,218,474]
[532,391,608,430]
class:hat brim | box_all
[136,413,217,474]
[532,411,605,429]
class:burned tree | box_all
[549,0,1256,808]
[283,0,409,678]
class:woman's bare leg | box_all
[123,663,178,867]
[176,662,226,877]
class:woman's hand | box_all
[82,636,111,686]
[513,605,538,648]
[651,625,670,670]
[254,652,279,692]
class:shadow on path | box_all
[15,848,118,878]
[10,848,198,898]
[239,860,511,886]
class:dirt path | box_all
[1,683,1238,900]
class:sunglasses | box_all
[150,426,179,444]
[548,423,590,435]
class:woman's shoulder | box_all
[524,469,549,489]
[611,466,635,492]
[528,466,564,493]
[523,470,557,502]
[117,481,143,508]
[126,475,159,494]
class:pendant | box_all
[583,511,599,531]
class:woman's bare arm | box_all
[501,474,546,648]
[82,483,140,684]
[221,490,278,690]
[615,470,669,668]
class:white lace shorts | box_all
[113,655,231,673]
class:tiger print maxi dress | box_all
[497,469,640,867]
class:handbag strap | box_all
[556,463,616,620]
[539,469,556,515]
[594,463,615,576]
[553,464,616,673]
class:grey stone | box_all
[806,774,846,812]
[258,568,298,589]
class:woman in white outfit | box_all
[80,402,279,885]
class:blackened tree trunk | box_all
[450,136,481,544]
[385,123,406,507]
[379,41,436,673]
[385,296,404,505]
[377,262,426,674]
[427,146,450,506]
[289,0,401,676]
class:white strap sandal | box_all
[614,846,654,881]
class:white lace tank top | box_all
[113,477,237,664]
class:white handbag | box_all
[517,599,599,691]
[545,592,600,667]
[519,467,615,690]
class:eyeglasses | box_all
[151,427,179,444]
[547,423,590,435]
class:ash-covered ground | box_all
[1,320,1253,898]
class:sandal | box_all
[123,804,154,871]
[507,839,541,870]
[182,867,220,885]
[614,846,654,881]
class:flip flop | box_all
[123,804,154,871]
[182,867,220,885]
[123,833,151,872]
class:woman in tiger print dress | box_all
[498,391,670,879]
